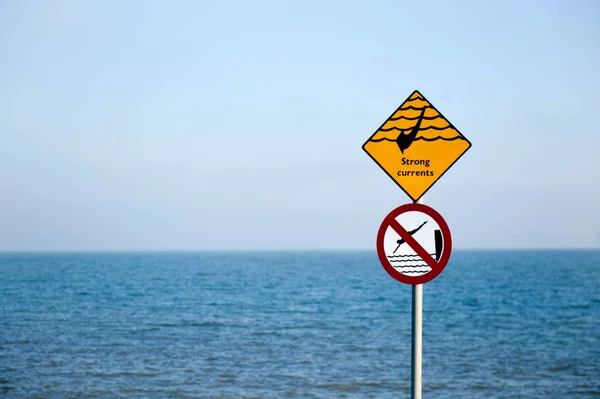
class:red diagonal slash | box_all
[388,218,439,271]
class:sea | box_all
[1,250,599,398]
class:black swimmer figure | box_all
[393,221,427,254]
[396,107,427,154]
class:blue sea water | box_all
[1,250,599,398]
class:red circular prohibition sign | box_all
[376,203,452,285]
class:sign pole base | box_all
[411,283,423,399]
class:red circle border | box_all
[376,203,452,285]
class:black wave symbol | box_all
[397,105,425,111]
[390,260,430,263]
[395,269,429,274]
[380,125,451,132]
[405,95,425,101]
[416,136,465,142]
[389,114,439,121]
[391,261,430,265]
[387,254,424,258]
[370,135,465,143]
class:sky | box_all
[1,0,599,251]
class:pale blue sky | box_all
[1,0,599,250]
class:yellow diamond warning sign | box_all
[362,90,472,202]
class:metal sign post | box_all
[411,283,423,399]
[411,198,424,399]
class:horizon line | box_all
[0,247,599,254]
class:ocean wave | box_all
[157,321,227,328]
[90,371,165,378]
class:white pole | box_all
[411,197,424,399]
